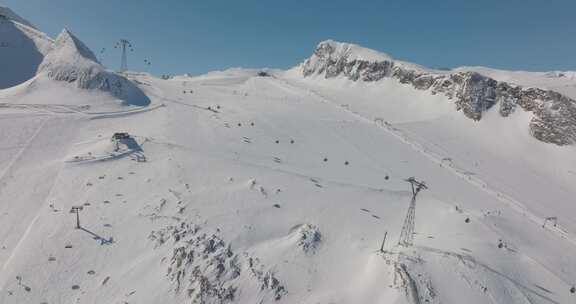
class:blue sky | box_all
[3,0,575,75]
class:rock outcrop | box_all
[149,222,287,303]
[302,40,576,145]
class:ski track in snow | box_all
[2,15,576,301]
[0,116,81,274]
[0,101,165,118]
[278,78,576,248]
[414,246,564,304]
[0,116,49,186]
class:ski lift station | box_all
[111,132,131,152]
[111,132,131,141]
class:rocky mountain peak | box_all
[301,41,576,145]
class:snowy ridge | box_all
[302,40,429,78]
[454,66,576,100]
[301,40,576,145]
[10,22,53,54]
[0,11,53,89]
[0,6,37,29]
[312,40,396,63]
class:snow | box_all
[39,29,101,70]
[1,68,575,303]
[455,66,576,100]
[1,7,576,304]
[302,40,433,75]
[36,29,151,107]
[0,10,53,89]
[0,6,37,29]
[318,39,396,63]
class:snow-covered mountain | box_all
[0,7,148,106]
[36,29,150,106]
[1,7,576,304]
[0,6,52,89]
[301,40,576,145]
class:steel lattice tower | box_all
[397,177,428,247]
[115,39,133,72]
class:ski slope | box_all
[1,6,576,303]
[1,68,575,304]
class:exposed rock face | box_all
[149,222,287,303]
[302,41,576,145]
[289,224,321,255]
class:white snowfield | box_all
[1,7,576,304]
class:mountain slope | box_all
[0,6,37,29]
[300,40,576,145]
[0,68,575,304]
[36,29,150,106]
[1,8,576,304]
[0,7,52,89]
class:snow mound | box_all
[37,29,150,106]
[288,224,322,255]
[0,8,53,89]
